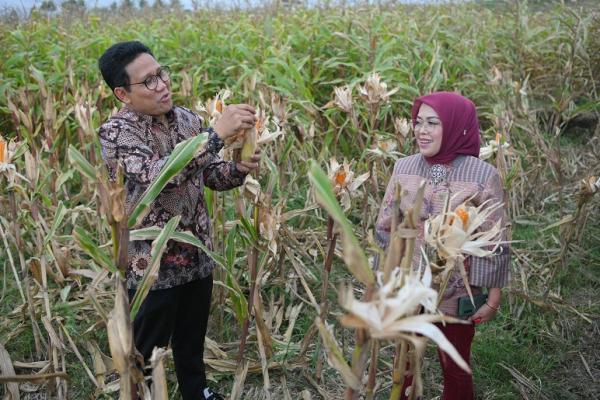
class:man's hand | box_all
[469,287,501,325]
[213,104,257,141]
[236,149,261,174]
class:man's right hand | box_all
[213,104,257,141]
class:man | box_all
[98,41,260,400]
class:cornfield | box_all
[1,1,599,399]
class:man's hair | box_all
[98,41,154,91]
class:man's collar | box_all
[123,106,176,124]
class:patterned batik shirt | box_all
[99,106,247,290]
[375,154,510,316]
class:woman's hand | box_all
[469,287,501,324]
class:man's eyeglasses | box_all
[125,66,171,90]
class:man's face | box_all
[116,53,172,116]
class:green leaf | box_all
[307,160,374,286]
[55,169,75,191]
[128,133,208,228]
[68,145,96,182]
[44,201,67,246]
[130,216,181,320]
[73,226,117,273]
[129,224,248,324]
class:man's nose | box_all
[155,78,168,92]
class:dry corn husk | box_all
[324,85,354,113]
[338,267,470,373]
[424,199,506,261]
[394,117,411,138]
[424,196,507,303]
[195,89,232,125]
[358,73,398,105]
[327,157,370,211]
[366,135,401,160]
[479,139,510,160]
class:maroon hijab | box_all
[411,91,481,165]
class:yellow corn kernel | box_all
[0,136,6,164]
[456,207,469,228]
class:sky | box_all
[1,0,442,12]
[3,0,195,10]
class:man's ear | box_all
[113,87,131,104]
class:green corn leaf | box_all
[44,200,67,246]
[73,226,117,273]
[129,226,226,267]
[55,169,75,191]
[128,133,208,229]
[238,215,259,243]
[129,225,248,324]
[307,160,374,286]
[130,215,181,320]
[68,145,97,182]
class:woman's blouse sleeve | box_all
[375,163,402,249]
[469,168,510,288]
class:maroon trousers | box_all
[398,322,475,400]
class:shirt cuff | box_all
[205,127,224,154]
[230,162,248,180]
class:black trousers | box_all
[128,274,213,400]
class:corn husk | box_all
[424,198,506,260]
[338,268,471,373]
[324,85,354,113]
[358,73,398,105]
[241,126,257,161]
[327,157,370,211]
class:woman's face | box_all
[414,103,443,158]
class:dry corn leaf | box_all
[85,340,107,389]
[150,347,171,400]
[315,317,362,390]
[0,343,20,400]
[229,359,249,400]
[106,279,132,375]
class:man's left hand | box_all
[236,149,261,174]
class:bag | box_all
[457,292,488,318]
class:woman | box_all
[375,91,510,400]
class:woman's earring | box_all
[463,130,467,136]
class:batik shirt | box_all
[99,106,246,290]
[375,154,510,316]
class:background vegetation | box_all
[0,0,599,399]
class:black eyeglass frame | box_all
[124,66,171,90]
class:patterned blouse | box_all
[375,154,510,316]
[99,106,246,290]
